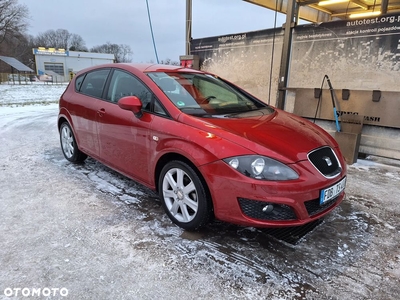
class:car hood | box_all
[178,108,337,163]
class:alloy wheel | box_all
[162,167,199,223]
[61,124,74,159]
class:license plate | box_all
[320,177,346,205]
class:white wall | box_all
[34,50,115,80]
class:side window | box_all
[153,98,167,116]
[75,74,85,91]
[107,69,152,109]
[80,69,110,98]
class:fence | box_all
[0,73,67,84]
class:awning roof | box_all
[244,0,400,23]
[0,56,34,72]
[44,70,59,76]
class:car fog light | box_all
[262,204,274,213]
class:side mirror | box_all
[118,96,143,118]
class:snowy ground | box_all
[0,83,399,299]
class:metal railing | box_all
[0,73,67,84]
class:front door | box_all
[96,69,154,185]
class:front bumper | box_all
[199,159,346,228]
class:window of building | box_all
[44,63,64,76]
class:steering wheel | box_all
[199,95,216,104]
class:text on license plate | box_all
[320,177,346,205]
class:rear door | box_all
[70,68,110,158]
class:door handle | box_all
[97,108,105,117]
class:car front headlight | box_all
[223,155,299,181]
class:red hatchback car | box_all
[58,63,346,231]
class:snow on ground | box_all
[0,83,399,299]
[0,81,67,106]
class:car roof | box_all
[126,63,203,73]
[76,63,204,76]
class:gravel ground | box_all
[0,84,399,299]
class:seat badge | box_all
[323,156,332,167]
[152,136,159,142]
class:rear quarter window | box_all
[75,74,85,92]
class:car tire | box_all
[159,160,212,231]
[60,122,87,163]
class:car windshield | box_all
[147,72,273,117]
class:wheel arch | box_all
[154,153,214,214]
[58,117,87,163]
[57,116,69,131]
[57,114,80,149]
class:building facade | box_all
[33,48,115,81]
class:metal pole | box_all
[276,0,297,110]
[381,0,388,14]
[146,0,159,63]
[186,0,192,55]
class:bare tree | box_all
[90,42,132,63]
[160,58,180,65]
[35,29,61,48]
[53,29,70,49]
[34,28,86,51]
[0,0,29,44]
[117,44,133,63]
[69,33,87,51]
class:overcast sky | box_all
[18,0,286,63]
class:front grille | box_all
[304,196,339,217]
[238,198,297,221]
[308,147,341,178]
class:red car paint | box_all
[58,63,346,229]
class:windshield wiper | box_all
[180,107,203,111]
[180,107,218,117]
